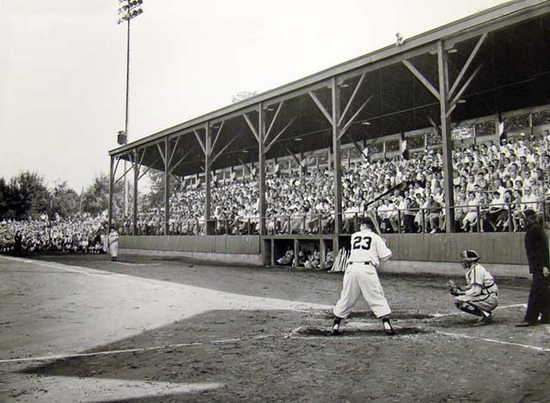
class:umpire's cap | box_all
[460,249,480,263]
[523,209,536,219]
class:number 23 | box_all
[352,236,372,250]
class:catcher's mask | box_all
[460,250,480,268]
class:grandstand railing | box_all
[116,200,549,236]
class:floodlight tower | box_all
[117,0,143,218]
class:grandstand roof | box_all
[110,0,550,178]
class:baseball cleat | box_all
[473,312,492,326]
[330,324,340,336]
[382,319,396,335]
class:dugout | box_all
[109,0,550,271]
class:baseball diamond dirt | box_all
[1,253,549,402]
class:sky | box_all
[0,0,509,192]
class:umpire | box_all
[516,209,550,327]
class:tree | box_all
[51,180,80,219]
[82,173,110,216]
[82,173,125,218]
[0,177,10,219]
[4,172,50,220]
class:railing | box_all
[116,199,550,236]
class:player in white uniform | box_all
[331,216,396,335]
[448,250,498,325]
[108,227,119,262]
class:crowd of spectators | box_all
[89,130,550,239]
[150,135,549,236]
[0,212,108,256]
[3,135,549,258]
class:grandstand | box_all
[108,0,550,269]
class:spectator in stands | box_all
[401,196,417,233]
[454,189,468,232]
[462,191,479,232]
[426,194,443,233]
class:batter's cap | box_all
[460,249,480,262]
[359,216,375,228]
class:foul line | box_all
[0,335,275,365]
[436,330,550,352]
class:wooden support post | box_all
[205,124,212,235]
[108,156,114,231]
[164,139,170,235]
[438,41,455,233]
[331,77,343,248]
[259,104,267,237]
[132,150,139,236]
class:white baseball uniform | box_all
[108,230,119,259]
[333,227,393,319]
[455,262,499,312]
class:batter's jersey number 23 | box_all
[352,236,372,250]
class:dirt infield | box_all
[1,254,549,402]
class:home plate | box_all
[7,375,223,402]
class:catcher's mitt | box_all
[445,279,459,296]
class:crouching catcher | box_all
[446,250,499,326]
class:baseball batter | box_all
[331,216,396,336]
[446,250,498,325]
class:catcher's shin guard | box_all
[455,301,483,317]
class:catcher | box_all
[446,250,499,326]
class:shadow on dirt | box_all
[296,327,432,337]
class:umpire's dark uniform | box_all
[13,231,22,257]
[522,211,550,324]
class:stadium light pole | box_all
[117,0,144,218]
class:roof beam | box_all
[209,120,225,157]
[167,136,181,169]
[309,91,333,125]
[447,63,483,118]
[265,101,284,143]
[156,142,166,166]
[111,1,550,156]
[339,94,374,139]
[243,113,260,143]
[265,117,296,153]
[193,130,207,156]
[449,32,487,97]
[339,72,366,127]
[211,134,240,164]
[402,59,440,101]
[169,148,194,175]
